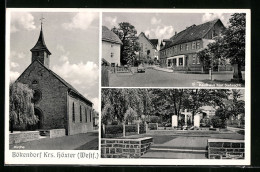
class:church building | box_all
[15,23,94,135]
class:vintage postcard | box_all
[5,8,250,165]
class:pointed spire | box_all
[30,17,51,55]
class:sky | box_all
[8,11,100,110]
[103,12,233,42]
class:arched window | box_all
[85,108,87,122]
[89,109,92,122]
[72,102,75,122]
[80,105,82,122]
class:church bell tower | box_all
[30,18,51,68]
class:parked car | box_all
[137,64,145,73]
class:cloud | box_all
[10,51,25,59]
[56,44,65,52]
[202,13,225,23]
[63,12,98,30]
[104,16,118,27]
[10,71,20,81]
[151,17,161,25]
[11,12,36,33]
[146,25,175,40]
[10,62,19,68]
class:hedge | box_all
[125,125,137,133]
[149,123,157,130]
[105,125,123,134]
[139,123,146,134]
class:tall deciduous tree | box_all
[112,22,140,65]
[222,13,245,82]
[9,82,38,133]
[198,13,245,82]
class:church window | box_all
[90,109,92,122]
[72,102,75,122]
[32,89,42,103]
[80,105,82,122]
[85,108,88,122]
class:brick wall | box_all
[9,131,40,144]
[208,139,244,159]
[101,137,153,158]
[17,61,68,131]
[67,95,93,135]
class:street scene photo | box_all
[101,12,246,87]
[101,88,245,159]
[8,11,99,150]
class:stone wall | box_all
[9,131,40,144]
[101,137,153,158]
[208,139,244,159]
[49,129,66,138]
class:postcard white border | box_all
[5,8,251,166]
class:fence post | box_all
[137,123,140,134]
[123,123,125,137]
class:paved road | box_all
[109,68,244,87]
[9,132,98,150]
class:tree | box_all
[124,107,137,124]
[9,82,38,133]
[227,89,245,120]
[198,13,245,82]
[222,13,245,82]
[112,22,140,65]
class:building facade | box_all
[102,26,122,67]
[159,19,226,72]
[16,24,94,135]
[137,32,159,62]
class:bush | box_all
[150,116,160,123]
[105,125,123,134]
[200,118,211,127]
[211,116,225,128]
[139,123,146,134]
[111,121,119,125]
[125,125,137,133]
[149,123,157,130]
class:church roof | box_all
[102,26,123,44]
[30,25,51,55]
[161,19,224,50]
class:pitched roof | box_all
[30,25,51,55]
[162,19,223,50]
[102,26,123,44]
[149,39,159,48]
[139,32,158,50]
[17,60,93,106]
